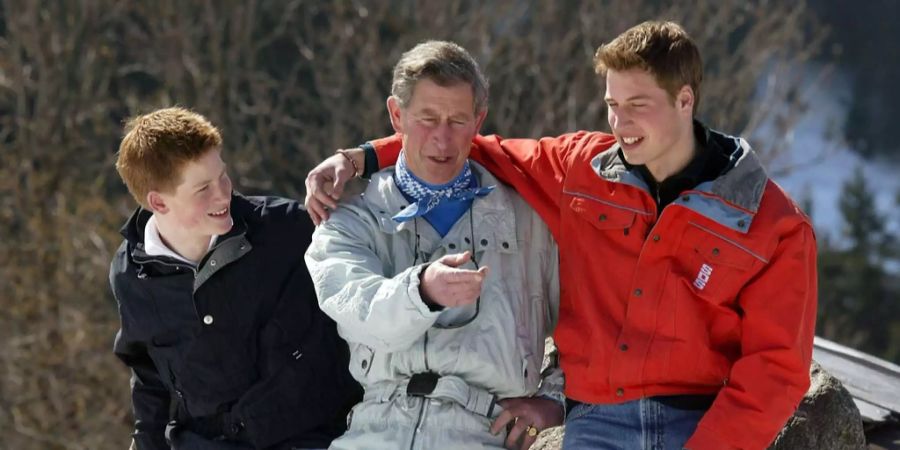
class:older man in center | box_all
[304,41,564,450]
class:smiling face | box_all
[148,147,234,241]
[388,78,486,185]
[604,68,695,181]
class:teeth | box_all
[210,208,227,216]
[622,136,641,145]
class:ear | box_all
[386,96,404,134]
[677,85,694,115]
[474,108,488,134]
[146,191,169,214]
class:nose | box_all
[430,122,452,151]
[608,107,629,130]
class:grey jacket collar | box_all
[594,129,769,233]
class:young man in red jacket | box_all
[306,21,817,450]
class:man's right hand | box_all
[304,148,364,225]
[420,252,488,308]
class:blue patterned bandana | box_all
[392,151,494,222]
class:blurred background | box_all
[1,0,898,448]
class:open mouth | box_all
[621,136,644,146]
[208,207,229,218]
[428,156,454,164]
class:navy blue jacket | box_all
[111,194,361,449]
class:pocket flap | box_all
[568,196,636,230]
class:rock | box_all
[769,361,866,450]
[531,425,564,450]
[533,351,865,450]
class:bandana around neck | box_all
[392,151,494,222]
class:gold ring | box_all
[526,425,539,437]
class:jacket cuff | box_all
[407,264,442,318]
[360,142,379,179]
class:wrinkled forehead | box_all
[406,78,477,115]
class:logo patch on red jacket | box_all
[693,263,714,290]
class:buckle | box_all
[406,372,440,396]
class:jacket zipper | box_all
[408,399,428,450]
[408,331,430,450]
[132,256,202,323]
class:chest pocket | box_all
[567,195,637,232]
[679,223,762,305]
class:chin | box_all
[211,219,234,235]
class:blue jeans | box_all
[562,397,707,450]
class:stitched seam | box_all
[562,189,654,216]
[688,221,769,264]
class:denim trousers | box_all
[562,397,707,450]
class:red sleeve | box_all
[369,131,613,238]
[685,221,818,450]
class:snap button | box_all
[209,259,217,267]
[203,315,214,325]
[737,220,746,228]
[502,242,510,249]
[633,288,642,297]
[616,388,624,397]
[652,234,660,242]
[449,243,457,250]
[598,214,607,221]
[361,360,368,369]
[480,238,488,246]
[712,248,720,256]
[619,344,629,352]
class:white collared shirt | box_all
[143,214,217,266]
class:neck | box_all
[155,218,210,263]
[645,122,697,182]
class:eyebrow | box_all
[417,107,471,119]
[605,95,653,102]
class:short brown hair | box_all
[116,107,222,208]
[392,40,489,115]
[594,21,703,113]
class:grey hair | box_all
[391,40,489,114]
